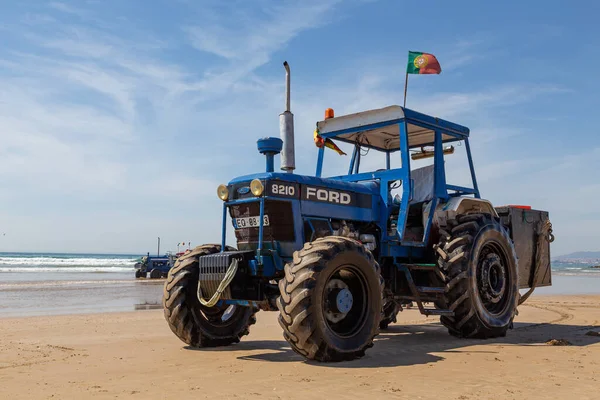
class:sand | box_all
[1,294,599,400]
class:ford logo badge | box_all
[237,186,250,195]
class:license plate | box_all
[234,215,269,228]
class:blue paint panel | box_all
[464,138,481,198]
[256,253,276,276]
[228,173,378,195]
[301,200,375,222]
[258,197,265,251]
[316,147,324,177]
[403,108,470,136]
[215,299,270,309]
[221,203,227,251]
[446,185,477,194]
[434,130,449,200]
[396,121,411,241]
[332,168,403,183]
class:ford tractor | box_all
[162,62,554,362]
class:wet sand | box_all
[0,274,597,318]
[0,277,164,317]
[0,294,599,399]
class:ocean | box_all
[0,252,139,273]
[0,252,598,317]
[1,252,599,277]
[0,252,164,317]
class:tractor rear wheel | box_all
[436,213,519,338]
[162,244,256,347]
[277,237,383,362]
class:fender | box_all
[442,197,499,218]
[424,196,499,229]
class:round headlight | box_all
[217,184,229,201]
[250,179,264,196]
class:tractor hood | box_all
[227,172,379,203]
[227,172,381,228]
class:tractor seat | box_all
[388,164,434,237]
[410,164,434,205]
[389,164,434,206]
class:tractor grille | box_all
[197,251,252,299]
[229,200,295,244]
[197,253,232,300]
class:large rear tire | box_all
[277,237,383,362]
[162,244,256,347]
[436,214,519,338]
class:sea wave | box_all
[0,257,137,268]
[0,266,134,273]
[0,279,137,288]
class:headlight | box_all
[217,184,229,201]
[250,179,264,196]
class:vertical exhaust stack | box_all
[280,61,295,173]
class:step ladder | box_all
[397,263,454,317]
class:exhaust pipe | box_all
[280,61,295,173]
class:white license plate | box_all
[235,215,269,228]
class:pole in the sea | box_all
[157,237,160,256]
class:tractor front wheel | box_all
[149,268,161,279]
[162,244,256,347]
[436,214,519,338]
[379,299,400,330]
[277,237,383,362]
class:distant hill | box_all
[554,251,600,260]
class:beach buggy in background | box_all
[162,61,554,362]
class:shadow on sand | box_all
[223,319,600,368]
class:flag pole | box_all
[403,72,408,108]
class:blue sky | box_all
[0,0,597,255]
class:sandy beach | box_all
[1,293,598,400]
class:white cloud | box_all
[185,0,341,62]
[48,2,86,17]
[184,0,343,94]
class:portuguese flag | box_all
[407,51,442,74]
[314,128,346,155]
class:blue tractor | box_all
[162,62,554,362]
[135,252,177,279]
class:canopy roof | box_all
[316,105,470,152]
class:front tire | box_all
[277,237,383,362]
[437,214,519,338]
[379,299,399,330]
[162,244,256,347]
[150,268,161,279]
